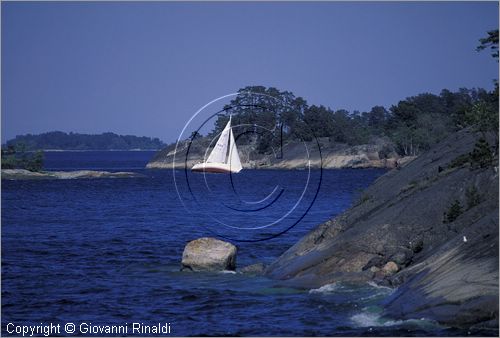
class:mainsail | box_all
[191,117,243,174]
[206,119,231,164]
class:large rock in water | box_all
[265,129,499,328]
[181,237,237,271]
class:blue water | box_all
[1,151,483,336]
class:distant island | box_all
[4,131,166,151]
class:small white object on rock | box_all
[463,236,467,243]
[181,237,237,272]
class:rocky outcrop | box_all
[146,137,411,170]
[265,129,499,328]
[383,230,498,328]
[181,237,237,272]
[381,261,399,275]
[1,169,143,180]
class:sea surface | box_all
[1,151,477,336]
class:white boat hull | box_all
[191,162,242,174]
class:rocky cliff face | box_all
[265,129,499,329]
[146,137,410,170]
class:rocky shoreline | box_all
[146,137,415,170]
[180,129,499,331]
[1,169,143,180]
[264,129,498,329]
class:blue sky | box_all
[2,1,498,143]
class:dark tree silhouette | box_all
[477,29,499,61]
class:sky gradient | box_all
[2,1,499,143]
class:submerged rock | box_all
[181,237,237,272]
[240,263,266,275]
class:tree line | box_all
[207,30,498,157]
[209,84,497,157]
[5,131,166,151]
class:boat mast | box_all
[226,114,232,162]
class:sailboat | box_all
[191,116,243,174]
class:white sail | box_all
[192,116,242,173]
[206,119,230,164]
[228,128,243,172]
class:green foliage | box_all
[387,92,459,156]
[443,200,463,223]
[332,109,370,145]
[24,151,44,172]
[304,105,335,138]
[1,145,44,172]
[217,87,381,148]
[440,88,474,129]
[465,101,499,135]
[6,131,166,151]
[469,138,493,169]
[465,186,481,209]
[1,154,17,169]
[256,133,274,154]
[207,84,497,158]
[447,138,495,170]
[448,154,470,169]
